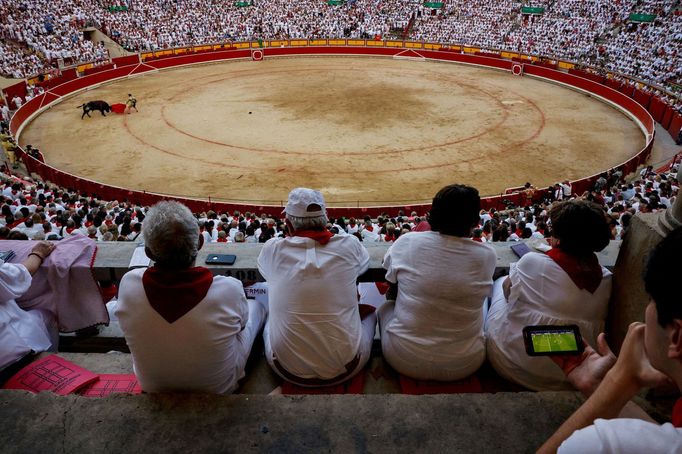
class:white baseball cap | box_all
[283,188,327,218]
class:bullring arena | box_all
[3,0,682,450]
[20,54,644,207]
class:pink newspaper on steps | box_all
[2,355,142,397]
[2,355,98,395]
[79,374,142,397]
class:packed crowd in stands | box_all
[94,0,420,51]
[0,0,109,78]
[0,145,676,247]
[595,1,682,96]
[413,0,682,94]
[0,0,680,98]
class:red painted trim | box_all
[661,106,675,130]
[647,96,667,124]
[668,113,682,141]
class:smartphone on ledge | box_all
[205,254,237,265]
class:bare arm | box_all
[539,324,669,453]
[502,276,512,300]
[617,401,657,422]
[21,241,55,275]
[538,373,640,454]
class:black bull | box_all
[77,100,111,119]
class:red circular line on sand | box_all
[157,66,510,156]
[122,64,545,175]
[513,95,546,145]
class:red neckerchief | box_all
[217,237,228,243]
[673,398,682,427]
[142,266,213,323]
[375,282,390,294]
[384,234,396,242]
[365,225,374,232]
[472,237,483,242]
[358,303,376,320]
[293,229,334,245]
[547,248,603,294]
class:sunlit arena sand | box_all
[21,57,644,206]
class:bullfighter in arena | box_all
[125,94,138,114]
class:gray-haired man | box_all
[116,201,266,394]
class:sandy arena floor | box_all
[20,57,644,206]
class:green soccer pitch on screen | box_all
[523,325,584,356]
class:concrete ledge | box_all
[0,390,583,453]
[92,240,622,282]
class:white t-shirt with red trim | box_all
[116,269,249,394]
[486,252,612,390]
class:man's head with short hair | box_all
[645,227,682,327]
[283,187,328,232]
[427,184,481,237]
[640,226,682,391]
[7,230,28,240]
[144,201,200,270]
[549,200,611,256]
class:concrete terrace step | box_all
[0,390,584,453]
[1,353,673,453]
[52,343,525,395]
